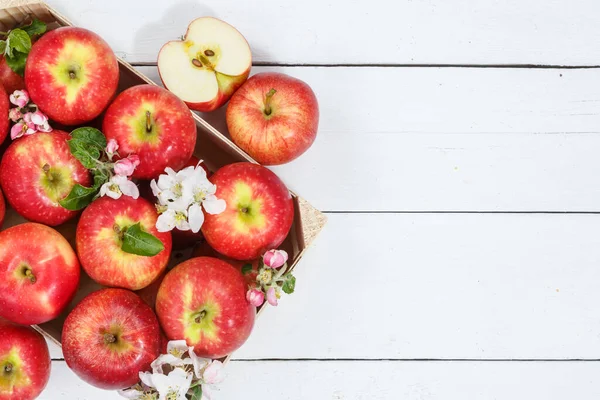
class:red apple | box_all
[0,187,4,228]
[202,162,294,260]
[76,196,172,291]
[0,56,25,94]
[156,257,255,358]
[158,17,251,112]
[226,72,319,165]
[0,85,8,146]
[0,131,91,226]
[25,27,119,125]
[103,84,197,180]
[62,288,161,390]
[0,319,50,400]
[0,223,80,325]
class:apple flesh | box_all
[156,257,255,358]
[76,196,172,291]
[0,223,80,325]
[0,131,91,226]
[227,72,319,165]
[62,288,161,390]
[0,56,25,94]
[0,85,8,146]
[158,17,251,112]
[103,84,197,180]
[25,27,119,125]
[0,319,51,400]
[202,162,294,260]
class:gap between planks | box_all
[128,62,600,69]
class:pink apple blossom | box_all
[9,90,29,108]
[106,139,119,155]
[266,287,279,306]
[202,360,224,385]
[263,249,288,269]
[10,120,36,139]
[8,108,21,122]
[30,110,52,132]
[246,289,265,307]
[114,155,140,176]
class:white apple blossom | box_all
[156,209,191,232]
[100,175,140,200]
[150,354,192,375]
[152,368,192,400]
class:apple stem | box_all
[264,89,277,116]
[4,363,12,373]
[42,163,53,182]
[145,111,153,133]
[103,333,117,344]
[24,268,36,284]
[69,71,76,79]
[194,310,207,323]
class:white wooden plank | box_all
[43,360,600,399]
[137,66,600,212]
[46,213,600,360]
[45,0,600,65]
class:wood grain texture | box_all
[137,66,600,212]
[42,360,600,399]
[47,213,600,361]
[44,0,600,65]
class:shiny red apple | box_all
[156,257,255,358]
[0,187,4,228]
[0,56,25,94]
[62,288,161,390]
[103,84,197,180]
[226,72,319,165]
[202,162,294,260]
[0,84,8,146]
[25,27,119,125]
[0,131,91,226]
[0,223,80,325]
[76,196,172,290]
[0,319,51,400]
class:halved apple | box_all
[158,17,252,112]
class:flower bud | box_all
[263,249,288,269]
[246,289,265,307]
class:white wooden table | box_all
[40,0,600,398]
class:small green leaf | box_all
[68,139,101,169]
[241,264,253,275]
[59,184,98,211]
[92,168,109,188]
[71,127,107,150]
[6,29,31,56]
[21,19,46,37]
[282,274,296,294]
[189,385,203,400]
[122,223,164,257]
[4,51,26,76]
[0,40,6,54]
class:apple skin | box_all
[0,84,8,146]
[0,223,80,325]
[157,17,251,112]
[156,257,255,358]
[0,319,51,400]
[202,162,294,260]
[76,196,172,291]
[62,288,161,390]
[0,131,91,226]
[103,85,197,180]
[226,72,319,165]
[0,187,4,228]
[0,56,25,94]
[25,26,119,125]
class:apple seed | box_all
[204,49,215,56]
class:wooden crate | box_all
[0,0,326,351]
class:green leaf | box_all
[241,264,253,275]
[4,51,26,76]
[282,274,296,294]
[122,223,164,257]
[92,168,109,188]
[0,40,6,54]
[21,19,46,37]
[71,127,107,150]
[68,139,101,169]
[59,184,98,211]
[189,385,203,400]
[6,29,31,57]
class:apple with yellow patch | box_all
[156,257,255,358]
[25,26,119,125]
[76,196,172,290]
[158,17,251,112]
[0,131,91,226]
[202,162,294,260]
[103,85,197,180]
[0,319,51,400]
[0,223,80,325]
